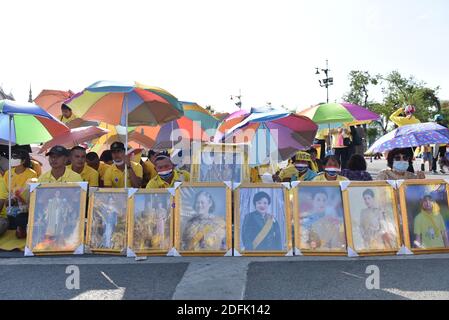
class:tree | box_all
[343,71,380,108]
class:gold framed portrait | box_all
[174,182,232,256]
[398,179,449,254]
[26,183,87,255]
[191,142,250,183]
[342,181,402,256]
[292,181,347,256]
[86,189,129,255]
[234,183,292,256]
[127,189,174,256]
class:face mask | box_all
[294,164,309,172]
[393,161,409,172]
[10,159,22,167]
[113,160,124,166]
[324,167,339,176]
[158,169,173,179]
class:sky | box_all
[2,0,449,113]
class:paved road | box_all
[2,254,449,300]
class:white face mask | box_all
[10,159,22,167]
[113,160,124,166]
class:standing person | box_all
[331,128,351,169]
[389,105,420,127]
[146,154,190,189]
[350,126,362,156]
[432,114,447,174]
[355,125,366,155]
[313,156,349,182]
[60,104,77,124]
[103,142,143,188]
[376,148,425,180]
[315,129,328,161]
[68,147,99,187]
[38,146,82,183]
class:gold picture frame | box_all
[292,181,347,256]
[191,142,250,183]
[398,179,449,254]
[174,182,232,256]
[26,183,87,255]
[234,183,292,256]
[86,188,129,255]
[127,189,174,256]
[342,181,402,256]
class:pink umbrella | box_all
[34,89,75,118]
[39,126,109,154]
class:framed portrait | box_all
[86,189,129,255]
[191,143,250,183]
[174,182,232,255]
[292,182,347,255]
[399,179,449,254]
[342,181,402,255]
[128,189,174,256]
[26,183,87,255]
[235,183,292,256]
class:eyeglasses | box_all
[393,155,410,161]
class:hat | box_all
[45,145,69,157]
[110,141,125,152]
[294,151,311,162]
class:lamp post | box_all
[315,60,334,103]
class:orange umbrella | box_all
[34,89,75,118]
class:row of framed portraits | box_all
[25,179,449,257]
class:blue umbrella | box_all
[367,122,449,153]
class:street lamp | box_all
[230,89,242,109]
[315,60,334,103]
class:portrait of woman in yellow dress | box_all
[181,189,226,252]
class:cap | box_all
[45,145,69,157]
[294,151,311,162]
[110,141,125,152]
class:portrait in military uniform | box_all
[293,183,346,254]
[129,190,173,255]
[28,184,86,254]
[87,190,128,253]
[343,182,401,254]
[175,183,232,254]
[399,181,449,252]
[236,184,291,254]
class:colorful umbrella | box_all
[180,101,220,132]
[65,80,184,127]
[34,89,75,118]
[215,107,318,165]
[366,122,449,153]
[298,102,380,129]
[38,126,110,154]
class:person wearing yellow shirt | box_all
[0,178,8,237]
[60,103,78,124]
[389,106,420,127]
[146,154,190,189]
[68,146,99,187]
[103,142,143,188]
[38,146,83,183]
[142,150,159,186]
[313,156,349,182]
[30,159,42,177]
[86,151,110,187]
[274,151,318,182]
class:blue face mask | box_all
[393,161,409,172]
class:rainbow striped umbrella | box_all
[65,81,184,126]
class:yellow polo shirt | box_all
[68,164,99,187]
[97,162,111,180]
[3,168,38,193]
[143,161,158,181]
[103,161,143,188]
[0,178,8,217]
[146,169,190,189]
[60,113,77,124]
[38,168,83,183]
[312,173,348,182]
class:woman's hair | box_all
[348,154,367,171]
[61,103,72,111]
[12,149,31,168]
[323,155,340,167]
[386,148,413,169]
[193,191,215,214]
[100,150,113,163]
[362,189,375,198]
[253,191,271,207]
